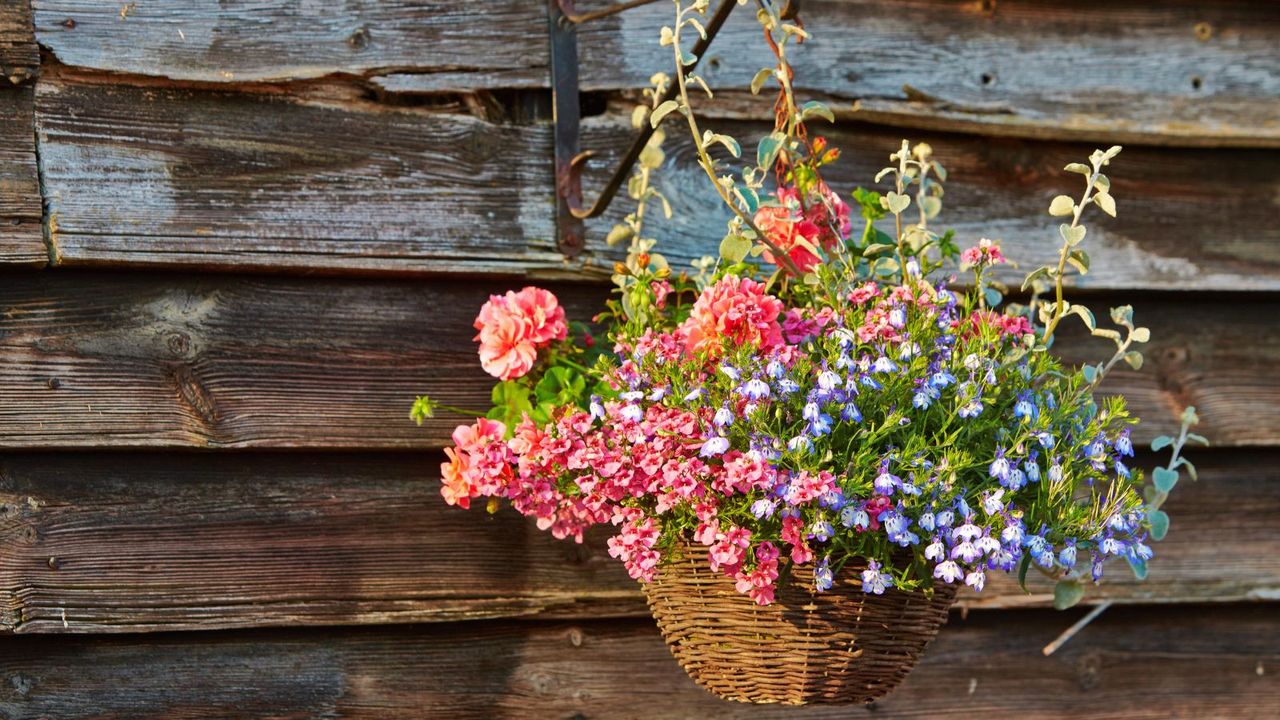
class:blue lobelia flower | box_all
[950,540,981,564]
[620,404,644,422]
[919,511,937,532]
[787,435,814,454]
[817,369,843,391]
[861,559,894,594]
[925,537,946,561]
[958,399,984,418]
[777,378,801,396]
[859,374,883,391]
[933,560,964,584]
[750,498,777,519]
[802,401,821,422]
[1002,467,1027,492]
[964,569,986,592]
[841,505,870,530]
[913,387,938,409]
[620,390,645,402]
[719,364,741,381]
[841,401,863,423]
[1024,456,1042,483]
[713,407,734,428]
[810,520,834,542]
[766,359,786,380]
[1001,520,1025,547]
[1058,541,1077,569]
[815,557,834,592]
[1115,429,1134,457]
[873,465,901,495]
[808,413,833,437]
[589,395,606,420]
[1013,392,1037,422]
[683,387,705,403]
[935,509,955,528]
[699,435,730,457]
[740,377,771,400]
[988,448,1012,483]
[929,370,957,389]
[873,356,898,374]
[981,489,1006,516]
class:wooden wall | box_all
[1,1,1278,717]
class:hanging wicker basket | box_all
[643,543,957,705]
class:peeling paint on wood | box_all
[33,71,1280,286]
[31,0,1280,146]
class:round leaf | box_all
[1053,580,1085,610]
[1153,467,1180,493]
[1148,510,1170,541]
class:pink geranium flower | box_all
[680,276,785,357]
[473,286,568,380]
[754,204,824,273]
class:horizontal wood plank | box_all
[35,70,1280,287]
[0,0,37,84]
[0,85,44,265]
[0,272,1274,449]
[0,450,1272,633]
[33,1,1280,146]
[2,606,1277,718]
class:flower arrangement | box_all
[414,0,1206,683]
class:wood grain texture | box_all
[2,606,1277,718]
[0,85,44,265]
[0,0,37,84]
[33,1,1280,146]
[0,271,1275,449]
[35,71,1280,287]
[0,450,1272,634]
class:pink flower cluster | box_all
[440,395,857,604]
[960,238,1007,268]
[474,286,568,380]
[966,309,1034,339]
[752,183,851,274]
[851,279,947,344]
[680,276,784,358]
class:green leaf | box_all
[1070,305,1097,331]
[1153,467,1179,493]
[1060,224,1087,246]
[1064,162,1091,175]
[679,48,697,67]
[1127,555,1149,580]
[605,223,633,247]
[1093,174,1110,192]
[1017,554,1033,593]
[719,233,751,263]
[1182,460,1199,482]
[1053,580,1085,610]
[650,100,681,127]
[1066,249,1090,275]
[1131,327,1151,343]
[920,196,942,219]
[800,100,835,124]
[1094,191,1117,217]
[704,131,740,158]
[1186,433,1210,446]
[881,191,910,215]
[1081,365,1098,383]
[1150,436,1174,452]
[1148,510,1170,541]
[757,134,784,169]
[983,287,1003,308]
[750,67,774,95]
[1123,350,1144,370]
[1022,266,1052,292]
[1049,195,1075,217]
[1108,305,1133,326]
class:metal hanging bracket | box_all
[547,0,741,256]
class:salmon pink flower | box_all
[680,276,784,357]
[473,286,568,380]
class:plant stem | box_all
[670,2,804,277]
[1043,166,1101,341]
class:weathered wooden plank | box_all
[34,70,1280,287]
[0,271,1273,448]
[0,0,37,84]
[2,606,1277,718]
[0,450,1271,634]
[33,1,1280,146]
[0,85,44,265]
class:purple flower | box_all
[861,559,894,594]
[787,435,813,454]
[817,370,842,390]
[815,557,834,592]
[873,356,898,374]
[713,407,734,427]
[719,364,741,381]
[1058,542,1077,569]
[919,512,937,532]
[874,468,901,495]
[699,436,729,457]
[841,505,870,530]
[841,402,863,423]
[1115,429,1134,457]
[933,560,963,584]
[750,498,777,519]
[740,377,771,400]
[810,520,834,542]
[981,489,1005,516]
[589,395,606,420]
[951,541,981,563]
[683,388,704,402]
[988,449,1011,483]
[925,537,946,561]
[620,404,644,422]
[964,569,986,592]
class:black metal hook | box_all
[548,0,798,255]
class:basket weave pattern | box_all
[643,545,957,705]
